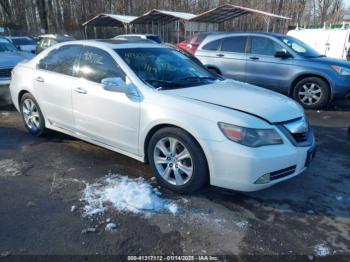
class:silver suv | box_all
[194,32,350,109]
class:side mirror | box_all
[274,50,292,59]
[101,77,127,93]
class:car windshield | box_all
[11,37,36,45]
[279,35,323,58]
[0,39,18,52]
[115,47,221,89]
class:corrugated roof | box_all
[82,13,138,27]
[131,9,196,24]
[190,4,291,23]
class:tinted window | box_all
[221,36,247,53]
[251,37,284,56]
[202,39,221,51]
[78,46,125,83]
[115,48,221,90]
[37,45,81,76]
[0,38,17,52]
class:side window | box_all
[37,45,81,76]
[221,36,247,53]
[202,39,221,51]
[78,46,126,84]
[251,37,284,56]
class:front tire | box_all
[148,127,208,194]
[293,77,330,109]
[20,93,47,137]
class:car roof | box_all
[204,31,286,38]
[60,39,164,49]
[38,34,75,40]
[8,36,33,39]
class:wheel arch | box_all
[143,123,209,168]
[289,73,333,99]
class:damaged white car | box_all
[9,39,316,193]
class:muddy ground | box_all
[0,104,349,260]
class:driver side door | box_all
[72,46,140,154]
[245,36,295,94]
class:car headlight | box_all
[331,65,350,75]
[218,122,283,147]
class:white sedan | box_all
[9,39,316,193]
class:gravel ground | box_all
[0,103,349,260]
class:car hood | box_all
[310,56,350,67]
[163,80,304,123]
[0,51,34,68]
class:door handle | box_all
[216,54,224,57]
[73,87,87,94]
[249,57,259,60]
[35,76,44,82]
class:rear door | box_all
[245,36,294,94]
[34,44,82,130]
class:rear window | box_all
[202,39,221,51]
[221,36,247,53]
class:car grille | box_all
[0,68,12,78]
[291,132,308,143]
[270,165,296,181]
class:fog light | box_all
[255,173,271,184]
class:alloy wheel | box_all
[22,98,40,131]
[298,83,322,106]
[153,137,193,186]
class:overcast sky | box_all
[345,0,350,8]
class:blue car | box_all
[194,32,350,109]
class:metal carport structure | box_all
[82,13,138,37]
[130,9,196,42]
[189,4,291,32]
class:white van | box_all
[288,28,350,60]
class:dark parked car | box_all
[36,34,75,54]
[0,37,34,104]
[7,36,37,53]
[191,32,350,109]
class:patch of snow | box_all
[307,209,315,214]
[81,175,178,216]
[336,196,343,201]
[314,244,331,256]
[1,112,9,117]
[71,205,77,212]
[105,223,117,231]
[235,220,249,229]
[0,159,21,177]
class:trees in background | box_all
[0,0,346,38]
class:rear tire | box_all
[293,77,330,109]
[20,93,47,137]
[148,127,208,194]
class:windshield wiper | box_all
[145,79,182,90]
[179,76,217,82]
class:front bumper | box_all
[332,76,350,99]
[203,130,315,192]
